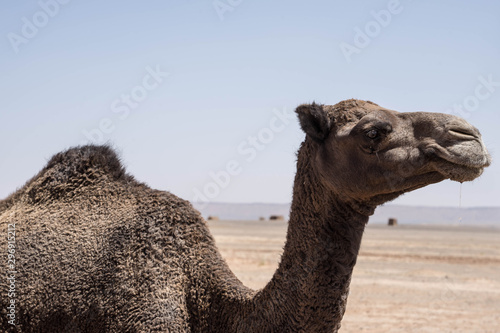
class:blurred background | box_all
[1,0,499,211]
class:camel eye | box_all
[365,129,379,139]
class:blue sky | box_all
[1,0,499,208]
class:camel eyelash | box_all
[363,123,392,138]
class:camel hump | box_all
[21,145,130,204]
[45,145,127,181]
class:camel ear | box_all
[296,103,331,142]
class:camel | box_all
[0,99,491,332]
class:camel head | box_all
[296,99,491,210]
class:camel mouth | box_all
[425,144,491,169]
[423,139,491,182]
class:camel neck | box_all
[248,142,368,332]
[198,142,369,332]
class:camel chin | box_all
[437,162,487,183]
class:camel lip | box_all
[424,144,489,181]
[447,128,479,140]
[425,144,491,169]
[440,154,490,169]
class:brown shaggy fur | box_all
[0,99,490,332]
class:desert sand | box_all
[208,220,500,333]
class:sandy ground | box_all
[208,220,500,333]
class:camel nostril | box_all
[448,127,478,139]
